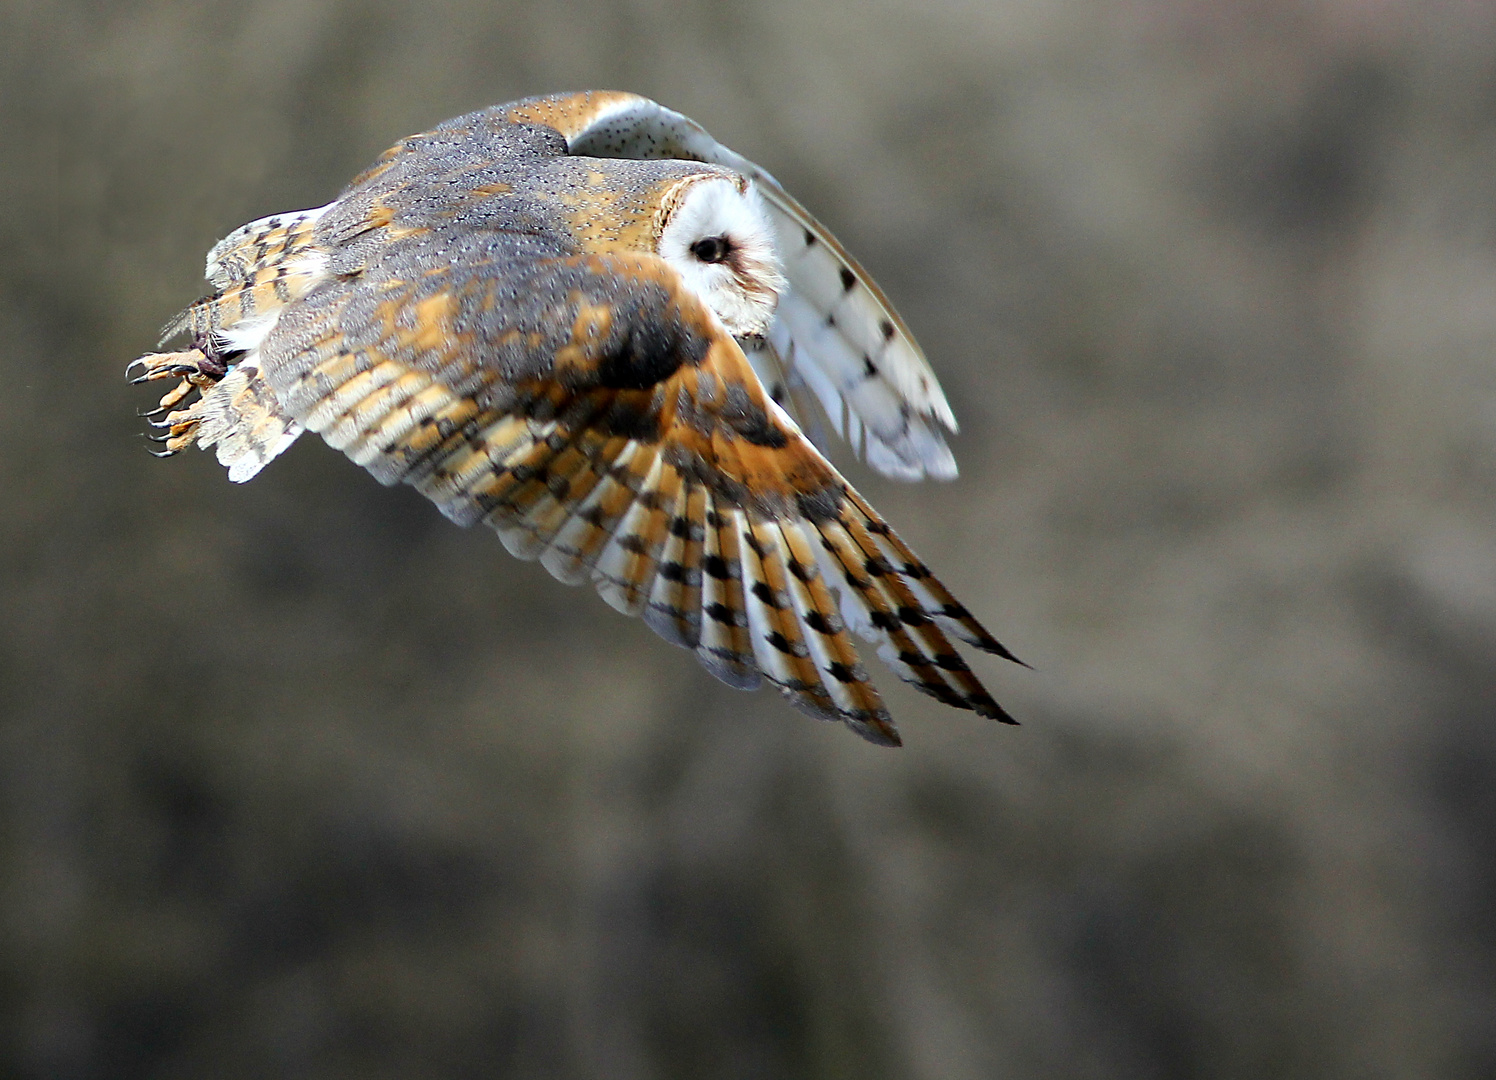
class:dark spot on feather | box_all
[658,561,697,584]
[751,581,780,608]
[804,610,838,635]
[934,653,965,671]
[705,602,738,625]
[766,631,795,654]
[786,559,813,582]
[897,650,926,668]
[803,229,816,246]
[839,267,856,292]
[709,472,752,510]
[668,516,697,539]
[617,533,652,555]
[598,397,660,440]
[594,307,706,390]
[703,555,736,580]
[827,661,857,683]
[795,486,843,522]
[903,562,928,579]
[898,605,930,626]
[825,313,836,328]
[842,569,869,589]
[720,383,787,448]
[879,319,896,341]
[607,462,645,492]
[942,602,970,619]
[870,610,901,632]
[864,557,892,577]
[863,356,878,379]
[547,474,571,499]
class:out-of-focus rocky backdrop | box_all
[4,2,1495,1077]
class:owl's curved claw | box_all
[143,426,201,454]
[128,363,193,385]
[130,348,222,454]
[127,350,221,384]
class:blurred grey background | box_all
[4,1,1496,1077]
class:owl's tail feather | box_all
[160,205,333,348]
[203,204,332,289]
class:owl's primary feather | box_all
[130,92,1018,744]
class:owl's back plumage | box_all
[130,92,1019,745]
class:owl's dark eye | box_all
[690,235,732,264]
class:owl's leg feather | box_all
[130,349,302,479]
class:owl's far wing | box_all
[502,92,959,481]
[257,243,1014,744]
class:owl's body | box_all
[132,92,1019,744]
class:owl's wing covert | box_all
[256,240,1015,745]
[500,91,959,482]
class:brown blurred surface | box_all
[3,1,1496,1077]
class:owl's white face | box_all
[656,176,786,338]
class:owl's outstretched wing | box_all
[498,91,959,482]
[255,234,1014,745]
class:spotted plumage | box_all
[128,91,1020,745]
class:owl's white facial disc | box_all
[657,176,786,338]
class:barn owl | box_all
[129,91,1021,745]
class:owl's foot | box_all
[128,349,228,456]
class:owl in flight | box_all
[130,91,1021,745]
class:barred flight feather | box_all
[539,440,647,585]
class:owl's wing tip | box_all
[852,719,903,747]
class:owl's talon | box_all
[128,363,191,384]
[128,350,221,384]
[130,349,223,454]
[146,420,201,454]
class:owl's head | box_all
[656,175,786,338]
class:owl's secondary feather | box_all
[132,92,1020,744]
